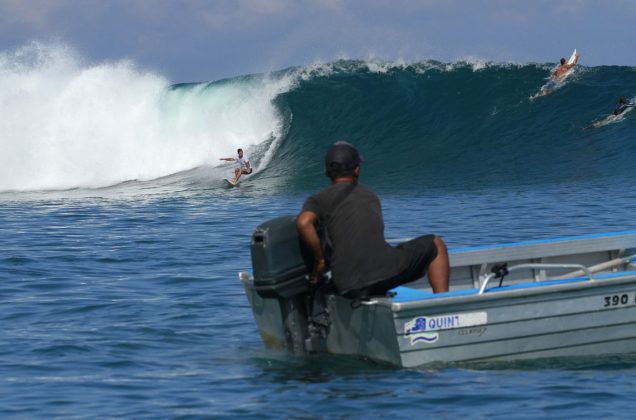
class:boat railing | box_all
[478,263,594,295]
[478,253,636,295]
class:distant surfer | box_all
[613,96,635,116]
[220,148,252,183]
[583,96,635,130]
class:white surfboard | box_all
[567,49,578,65]
[224,178,239,187]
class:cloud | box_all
[0,0,68,27]
[1,0,636,82]
[238,0,292,15]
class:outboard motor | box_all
[250,216,329,354]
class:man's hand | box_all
[311,258,326,285]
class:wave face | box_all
[2,44,636,193]
[270,61,636,192]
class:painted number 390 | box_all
[603,294,633,307]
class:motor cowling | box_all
[250,215,329,354]
[250,215,312,299]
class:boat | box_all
[240,216,636,367]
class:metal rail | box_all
[479,263,594,295]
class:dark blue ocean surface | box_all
[2,55,636,417]
[3,179,636,417]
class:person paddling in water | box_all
[539,51,580,96]
[583,96,635,130]
[220,148,252,183]
[552,52,580,80]
[613,96,635,116]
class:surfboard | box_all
[224,178,239,187]
[567,49,578,65]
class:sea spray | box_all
[0,43,289,191]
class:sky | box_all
[1,0,635,83]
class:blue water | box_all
[3,49,636,417]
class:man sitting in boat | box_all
[296,141,450,299]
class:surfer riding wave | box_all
[220,148,252,184]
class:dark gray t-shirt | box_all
[301,182,406,294]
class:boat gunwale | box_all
[449,230,636,266]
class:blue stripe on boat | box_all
[391,270,636,302]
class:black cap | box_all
[324,141,363,170]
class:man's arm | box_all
[219,157,236,161]
[296,211,326,284]
[563,53,580,71]
[552,54,579,78]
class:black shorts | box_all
[241,168,253,175]
[345,235,438,298]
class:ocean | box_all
[2,44,636,417]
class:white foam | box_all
[0,43,292,191]
[297,57,527,78]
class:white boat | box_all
[240,216,636,367]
